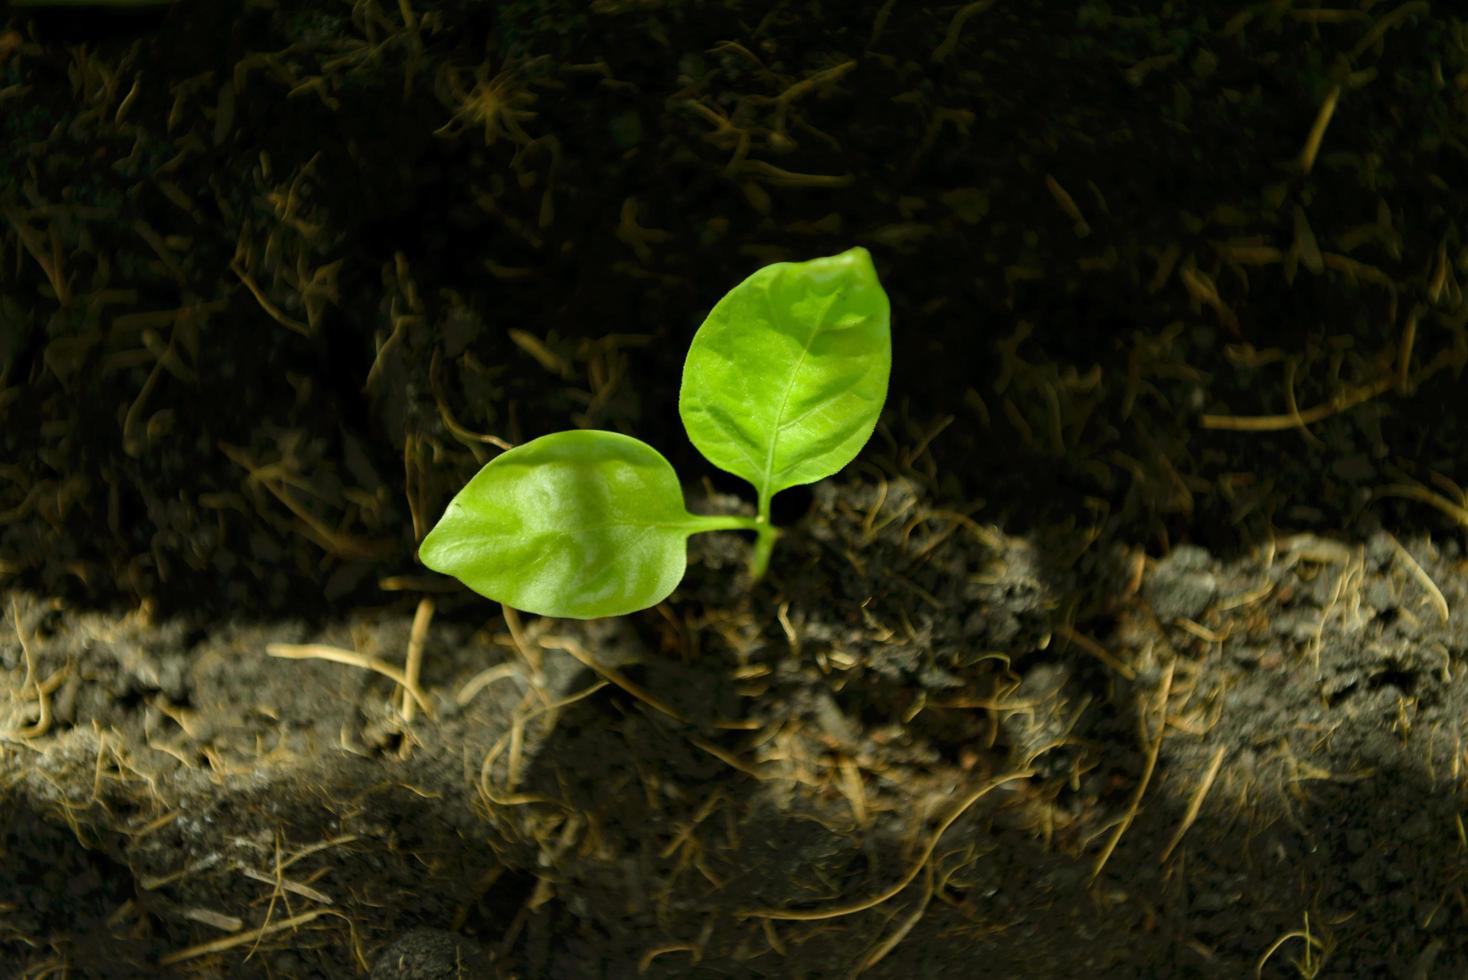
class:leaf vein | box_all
[760,288,840,500]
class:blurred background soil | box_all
[4,1,1468,977]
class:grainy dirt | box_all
[4,2,1468,978]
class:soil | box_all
[3,1,1468,977]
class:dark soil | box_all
[3,1,1468,977]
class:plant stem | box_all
[686,500,781,580]
[687,514,763,533]
[749,490,779,580]
[749,522,779,579]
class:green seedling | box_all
[420,247,891,618]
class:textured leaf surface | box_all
[419,430,698,619]
[679,247,891,505]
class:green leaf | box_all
[419,430,705,619]
[679,247,891,511]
